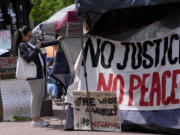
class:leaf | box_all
[30,0,75,24]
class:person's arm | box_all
[40,36,63,48]
[40,40,59,48]
[19,43,40,63]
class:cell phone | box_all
[30,36,40,45]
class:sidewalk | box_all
[0,102,160,135]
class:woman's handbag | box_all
[16,49,37,80]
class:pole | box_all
[80,16,93,130]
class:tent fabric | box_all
[50,45,72,90]
[76,0,180,15]
[87,3,180,36]
[64,107,180,134]
[50,38,87,91]
[32,4,79,34]
[75,1,180,36]
[60,38,86,75]
[56,10,79,31]
[120,110,180,134]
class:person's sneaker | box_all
[31,119,49,127]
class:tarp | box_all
[50,45,71,90]
[89,4,180,36]
[50,38,86,90]
[75,1,180,36]
[76,0,180,15]
[0,49,8,56]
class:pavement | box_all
[0,102,161,135]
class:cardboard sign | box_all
[0,31,11,50]
[73,91,121,132]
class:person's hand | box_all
[57,36,63,43]
[35,40,41,49]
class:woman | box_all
[14,26,62,127]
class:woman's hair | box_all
[12,26,31,55]
[19,26,32,35]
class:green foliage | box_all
[11,116,31,121]
[30,0,75,24]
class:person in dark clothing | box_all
[0,0,12,29]
[11,0,33,28]
[14,26,62,127]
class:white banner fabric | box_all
[67,28,180,110]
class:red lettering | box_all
[112,75,124,104]
[128,75,141,106]
[150,72,161,106]
[92,121,120,128]
[171,70,180,104]
[162,70,171,105]
[97,73,113,91]
[140,74,150,106]
[96,69,180,108]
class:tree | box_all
[30,0,75,24]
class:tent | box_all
[32,3,88,106]
[33,4,80,37]
[32,4,84,87]
[65,0,180,134]
[76,0,180,14]
[76,0,180,36]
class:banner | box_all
[69,28,180,110]
[0,30,11,50]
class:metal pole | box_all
[41,31,45,41]
[80,16,93,130]
[41,31,47,98]
[66,22,69,37]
